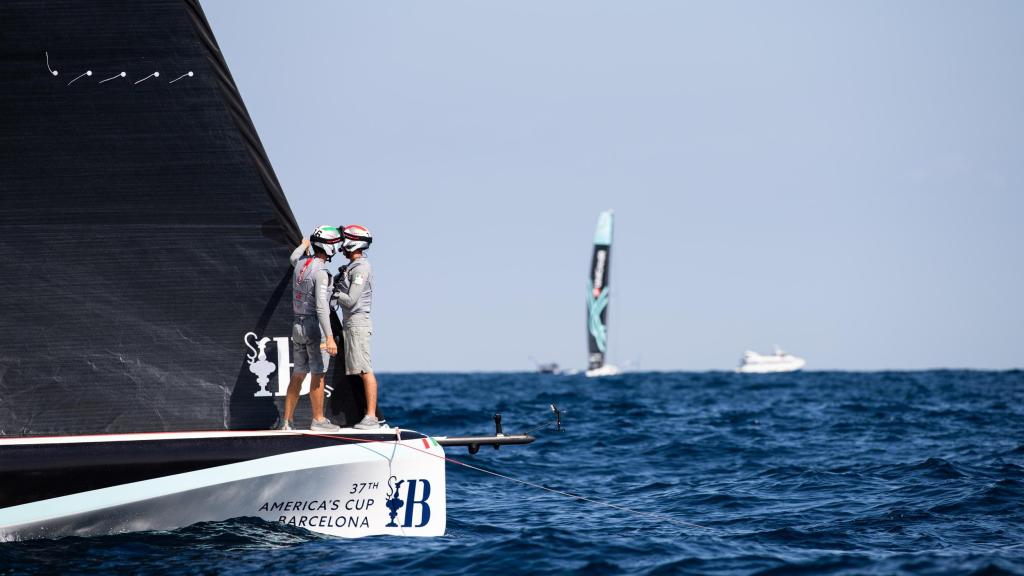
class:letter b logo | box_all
[402,479,431,528]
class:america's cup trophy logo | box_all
[385,476,405,528]
[244,332,276,397]
[384,475,433,528]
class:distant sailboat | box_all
[586,210,620,377]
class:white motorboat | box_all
[736,347,806,373]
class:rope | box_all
[518,404,564,436]
[305,431,1024,544]
[439,454,715,531]
[521,419,557,436]
[303,430,715,532]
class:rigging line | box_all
[516,404,564,436]
[440,456,716,532]
[521,419,556,436]
[296,427,401,465]
[337,432,401,465]
[304,431,715,532]
[388,427,400,464]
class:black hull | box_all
[0,431,422,509]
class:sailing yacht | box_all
[736,347,807,373]
[0,0,530,540]
[585,210,620,377]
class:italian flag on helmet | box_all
[342,225,372,254]
[310,225,342,259]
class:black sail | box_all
[0,0,321,435]
[586,210,614,370]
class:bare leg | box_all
[309,373,326,421]
[283,372,306,422]
[362,372,378,418]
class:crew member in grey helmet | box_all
[277,225,343,432]
[332,224,385,429]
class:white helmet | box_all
[310,225,342,260]
[342,224,372,254]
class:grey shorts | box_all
[344,325,372,375]
[291,316,330,374]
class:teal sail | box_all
[587,210,614,370]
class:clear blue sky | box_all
[203,1,1023,371]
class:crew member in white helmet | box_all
[278,226,343,432]
[332,224,384,429]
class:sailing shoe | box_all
[310,418,341,433]
[275,419,294,431]
[353,415,384,430]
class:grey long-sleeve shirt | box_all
[332,258,373,327]
[290,244,333,339]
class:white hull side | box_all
[0,439,446,540]
[585,364,621,377]
[736,359,806,373]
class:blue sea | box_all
[2,371,1023,575]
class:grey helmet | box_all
[310,225,342,260]
[342,224,372,254]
